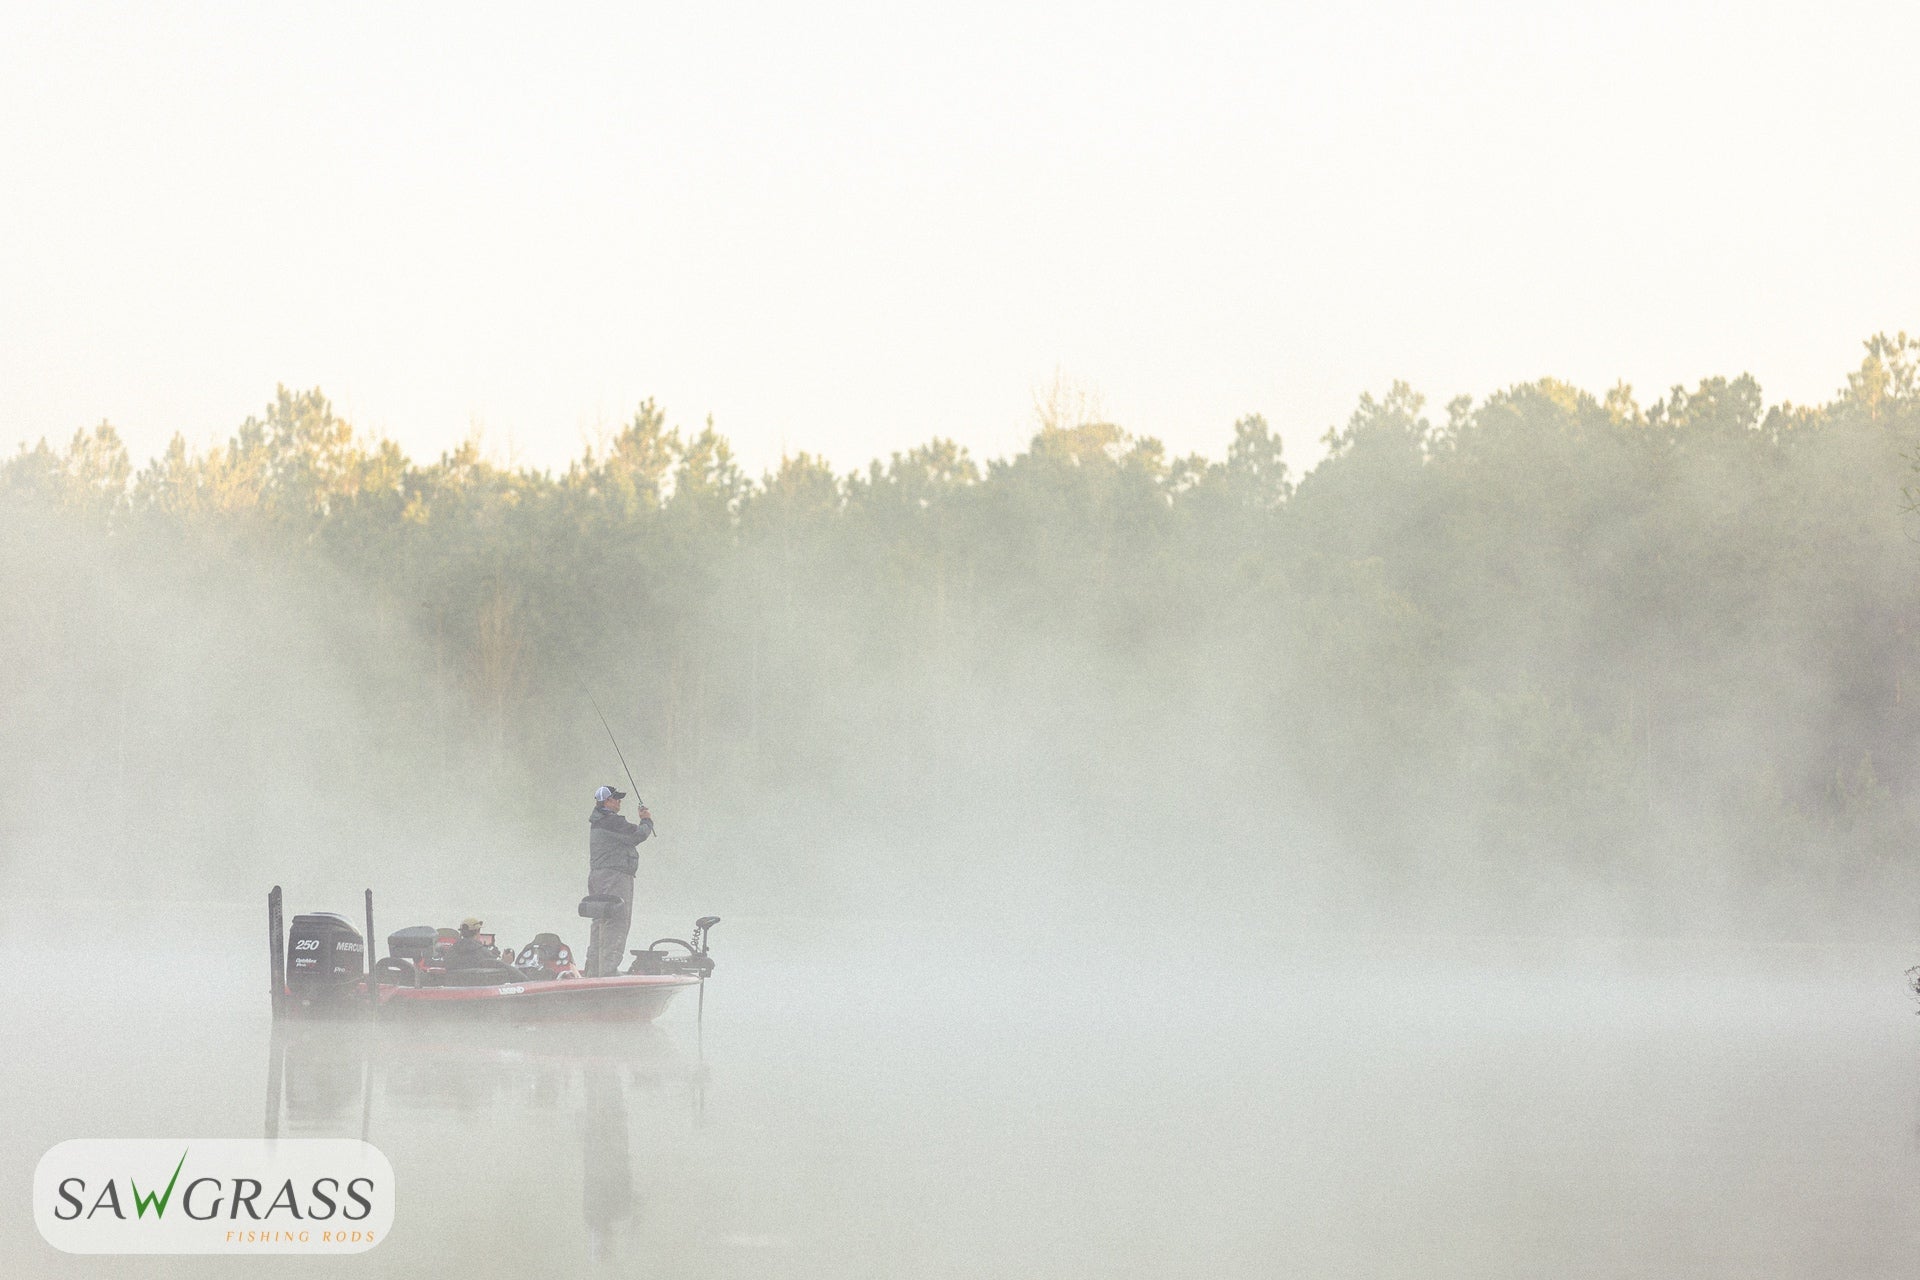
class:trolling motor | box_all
[630,916,721,978]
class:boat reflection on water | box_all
[264,1018,706,1263]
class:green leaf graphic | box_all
[130,1150,188,1220]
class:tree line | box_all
[5,338,1919,929]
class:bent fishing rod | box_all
[589,691,659,837]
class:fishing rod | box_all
[588,691,659,837]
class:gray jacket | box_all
[589,805,653,876]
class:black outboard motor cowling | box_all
[286,912,366,1008]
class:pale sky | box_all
[3,0,1915,479]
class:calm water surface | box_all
[4,902,1918,1277]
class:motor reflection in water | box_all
[264,1018,707,1264]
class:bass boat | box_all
[268,885,718,1025]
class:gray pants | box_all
[585,867,635,977]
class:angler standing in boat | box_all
[587,785,653,976]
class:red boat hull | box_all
[366,974,698,1023]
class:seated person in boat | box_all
[445,917,499,969]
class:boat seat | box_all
[512,931,577,979]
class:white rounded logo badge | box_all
[35,1139,394,1254]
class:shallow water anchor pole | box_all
[267,885,285,1021]
[264,1023,286,1139]
[364,889,377,1016]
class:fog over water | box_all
[3,900,1918,1278]
[10,348,1920,1273]
[15,2,1920,1266]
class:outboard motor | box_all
[285,912,366,1011]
